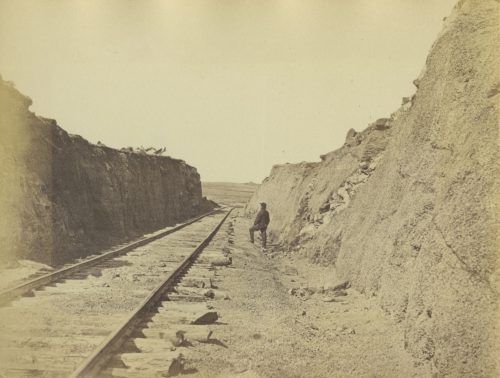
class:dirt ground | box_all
[187,211,432,378]
[0,210,437,377]
[0,213,227,376]
[202,182,258,208]
[0,260,54,292]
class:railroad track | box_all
[0,210,219,306]
[0,208,234,377]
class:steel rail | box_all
[0,209,222,305]
[70,208,233,378]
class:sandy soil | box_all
[0,260,53,292]
[187,212,431,377]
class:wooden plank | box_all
[139,325,214,341]
[200,249,224,254]
[102,367,156,377]
[0,210,218,305]
[70,209,232,378]
[111,351,187,370]
[158,301,211,312]
[123,338,175,353]
[177,277,213,289]
[164,294,207,302]
[187,263,214,270]
[174,287,228,300]
[180,271,214,279]
[151,312,219,327]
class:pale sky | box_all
[0,0,456,183]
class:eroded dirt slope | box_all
[247,0,499,375]
[188,213,432,378]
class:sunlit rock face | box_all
[247,0,499,375]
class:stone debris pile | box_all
[120,146,168,156]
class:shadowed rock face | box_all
[247,0,499,375]
[0,77,214,266]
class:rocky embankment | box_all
[247,0,499,376]
[0,77,214,266]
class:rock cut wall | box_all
[247,0,499,375]
[0,77,214,266]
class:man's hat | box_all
[260,202,267,207]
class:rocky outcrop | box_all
[0,77,214,266]
[247,0,499,375]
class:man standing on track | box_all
[249,202,270,248]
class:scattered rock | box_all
[345,128,361,147]
[181,277,212,289]
[359,161,369,170]
[211,256,232,266]
[487,83,500,98]
[337,187,350,202]
[411,243,421,252]
[333,290,348,297]
[374,118,391,130]
[299,224,316,237]
[167,353,186,376]
[346,128,357,140]
[322,297,337,303]
[154,147,167,155]
[288,286,317,301]
[368,160,378,170]
[170,331,187,347]
[347,173,368,185]
[402,99,412,111]
[192,311,219,325]
[332,281,350,291]
[203,289,215,299]
[319,203,330,213]
[334,326,355,335]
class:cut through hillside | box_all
[247,0,499,375]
